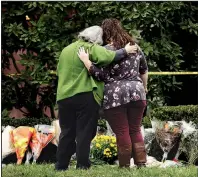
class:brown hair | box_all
[101,18,135,49]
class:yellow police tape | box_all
[6,71,198,77]
[48,71,198,75]
[148,72,198,75]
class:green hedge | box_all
[1,117,107,130]
[1,117,52,128]
[143,105,198,128]
[2,105,197,129]
[152,105,198,123]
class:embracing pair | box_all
[55,18,148,171]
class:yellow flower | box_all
[100,135,104,139]
[104,148,111,155]
[110,143,114,147]
[112,139,116,143]
[96,143,101,148]
[101,135,108,141]
[106,148,110,151]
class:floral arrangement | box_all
[153,121,182,162]
[91,134,117,164]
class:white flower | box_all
[113,93,119,100]
[104,95,108,100]
[136,55,141,60]
[134,60,137,67]
[111,69,115,74]
[133,71,137,76]
[113,64,119,69]
[112,102,116,107]
[136,85,140,91]
[115,87,120,92]
[125,60,130,65]
[124,97,130,102]
[132,92,140,101]
[108,90,113,93]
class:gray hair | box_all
[78,26,103,45]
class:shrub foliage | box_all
[143,105,198,128]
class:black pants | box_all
[55,92,99,170]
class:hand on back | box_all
[77,47,89,62]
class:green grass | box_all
[2,164,197,177]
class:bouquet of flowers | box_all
[152,120,182,162]
[91,135,117,164]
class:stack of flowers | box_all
[154,121,182,162]
[91,135,117,164]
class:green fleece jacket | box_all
[56,40,116,105]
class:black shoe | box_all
[76,160,91,170]
[55,163,68,171]
[76,163,90,170]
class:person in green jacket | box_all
[55,25,138,171]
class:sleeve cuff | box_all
[88,63,95,75]
[140,70,148,75]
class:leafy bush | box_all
[1,114,107,132]
[91,135,117,164]
[142,116,152,128]
[152,105,198,123]
[142,105,198,127]
[1,117,52,128]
